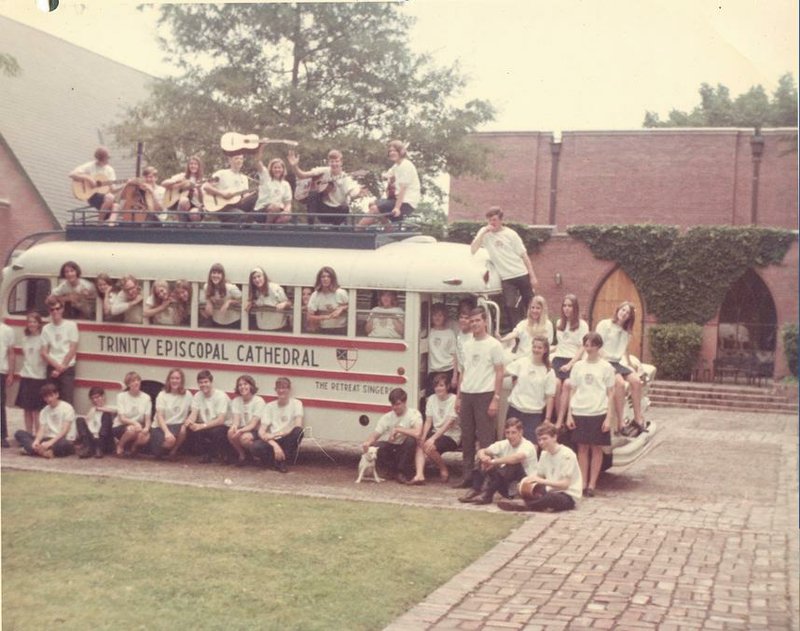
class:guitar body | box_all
[204,189,254,213]
[220,132,299,154]
[72,174,125,202]
[294,175,330,202]
[118,181,154,223]
[518,480,547,501]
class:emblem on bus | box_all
[336,348,358,371]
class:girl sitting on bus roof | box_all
[203,263,242,329]
[307,266,348,335]
[52,260,97,320]
[247,267,291,331]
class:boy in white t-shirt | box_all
[172,370,230,463]
[75,386,116,458]
[362,388,423,484]
[459,417,537,505]
[251,377,304,473]
[41,295,80,405]
[498,421,582,512]
[15,383,75,458]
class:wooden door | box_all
[591,267,645,359]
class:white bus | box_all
[2,226,503,442]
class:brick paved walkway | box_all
[386,410,799,631]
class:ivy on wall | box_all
[567,224,796,324]
[445,221,553,253]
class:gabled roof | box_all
[0,16,153,226]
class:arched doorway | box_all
[717,269,777,369]
[590,267,646,358]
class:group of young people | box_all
[69,139,420,227]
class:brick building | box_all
[450,129,798,379]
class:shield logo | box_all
[336,348,358,371]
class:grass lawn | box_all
[2,471,521,631]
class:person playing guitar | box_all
[161,156,206,222]
[202,153,257,222]
[358,139,421,228]
[288,149,365,226]
[69,146,121,222]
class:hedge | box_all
[647,323,704,381]
[782,324,798,377]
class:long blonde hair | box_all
[525,295,550,339]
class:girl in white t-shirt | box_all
[228,374,265,466]
[501,295,554,360]
[427,303,456,395]
[358,139,421,227]
[161,156,205,222]
[506,335,557,442]
[595,301,645,434]
[94,273,119,322]
[419,374,461,482]
[203,263,242,329]
[254,153,293,224]
[151,368,193,459]
[566,332,616,497]
[144,280,178,326]
[247,267,291,331]
[53,260,96,319]
[552,294,590,427]
[14,312,47,433]
[366,290,405,339]
[307,266,348,335]
[114,371,152,457]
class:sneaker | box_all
[458,489,482,503]
[274,461,288,474]
[497,499,531,512]
[472,493,494,505]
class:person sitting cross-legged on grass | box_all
[497,421,583,512]
[361,388,424,484]
[250,377,304,473]
[170,370,230,463]
[458,417,537,505]
[15,383,75,458]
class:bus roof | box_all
[8,236,502,294]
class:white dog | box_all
[356,446,384,483]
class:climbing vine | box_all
[567,224,795,324]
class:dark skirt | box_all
[15,377,47,411]
[608,361,632,377]
[572,413,611,446]
[551,357,572,382]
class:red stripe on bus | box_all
[76,322,407,351]
[76,352,406,384]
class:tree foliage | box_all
[643,73,798,129]
[111,4,494,201]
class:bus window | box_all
[299,287,314,334]
[357,290,405,339]
[306,283,348,336]
[6,278,50,316]
[199,281,243,330]
[247,283,293,333]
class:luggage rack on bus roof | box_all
[64,207,423,250]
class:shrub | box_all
[647,323,704,380]
[782,323,798,377]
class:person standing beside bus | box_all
[52,261,97,320]
[172,370,230,463]
[68,146,119,221]
[455,307,505,489]
[307,267,348,335]
[0,320,14,448]
[203,263,242,329]
[41,295,79,405]
[15,312,47,436]
[247,267,291,331]
[470,206,538,333]
[109,275,144,324]
[228,374,264,466]
[251,377,304,473]
[150,368,193,459]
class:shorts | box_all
[426,429,459,454]
[572,414,610,446]
[15,377,47,410]
[88,192,106,210]
[551,357,572,382]
[608,361,632,377]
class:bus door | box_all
[478,296,502,337]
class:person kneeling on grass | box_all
[361,388,424,484]
[251,377,304,473]
[75,386,116,458]
[458,417,537,505]
[15,383,75,458]
[497,421,583,512]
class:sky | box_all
[2,0,798,132]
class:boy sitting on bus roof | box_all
[361,388,424,484]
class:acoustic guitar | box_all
[518,479,547,501]
[203,188,257,213]
[162,176,218,209]
[72,175,128,202]
[294,169,369,202]
[220,133,299,154]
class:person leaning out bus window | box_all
[247,267,291,331]
[365,290,404,339]
[94,273,119,322]
[143,280,177,326]
[110,274,144,324]
[41,295,79,405]
[52,260,96,319]
[203,263,242,329]
[307,266,348,335]
[172,280,192,327]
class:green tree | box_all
[643,73,797,128]
[111,3,494,201]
